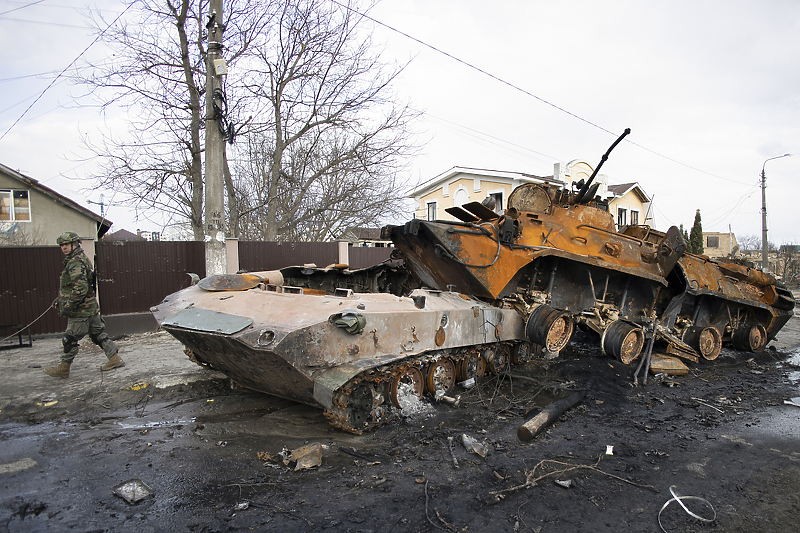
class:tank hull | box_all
[153,280,524,428]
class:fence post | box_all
[226,238,239,274]
[337,240,349,266]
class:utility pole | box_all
[204,0,227,276]
[761,153,791,272]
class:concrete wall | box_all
[704,232,739,258]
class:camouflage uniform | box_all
[56,242,118,364]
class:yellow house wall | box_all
[609,194,646,227]
[415,177,514,220]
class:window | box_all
[707,236,719,248]
[489,192,503,213]
[0,190,30,221]
[426,201,437,221]
[630,210,639,226]
[617,207,627,227]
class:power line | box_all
[423,112,556,166]
[0,71,55,82]
[0,15,87,28]
[0,0,46,17]
[333,0,616,137]
[0,3,132,141]
[331,0,752,187]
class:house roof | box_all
[0,162,112,238]
[408,166,564,197]
[607,182,650,203]
[103,228,145,241]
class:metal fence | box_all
[1,241,393,335]
[239,241,340,272]
[239,241,392,271]
[96,240,206,315]
[0,246,65,336]
[348,246,394,269]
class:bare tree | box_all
[737,234,761,252]
[75,0,275,239]
[775,244,800,286]
[737,234,778,253]
[234,0,420,241]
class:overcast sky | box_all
[1,0,799,245]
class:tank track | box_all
[323,341,526,434]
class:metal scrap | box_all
[461,434,489,457]
[112,479,154,504]
[658,485,716,533]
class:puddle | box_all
[785,349,800,386]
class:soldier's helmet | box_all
[56,231,81,245]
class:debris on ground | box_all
[518,390,586,441]
[658,485,716,533]
[257,443,323,471]
[112,479,154,504]
[461,434,489,457]
[446,436,459,468]
[648,354,690,375]
[291,443,322,470]
[488,455,658,504]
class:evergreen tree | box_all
[679,224,689,244]
[688,210,704,254]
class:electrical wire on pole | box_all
[204,0,227,276]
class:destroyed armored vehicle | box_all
[152,130,795,433]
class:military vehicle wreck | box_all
[152,130,795,433]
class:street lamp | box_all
[761,154,791,271]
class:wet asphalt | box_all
[1,310,799,532]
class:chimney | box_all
[553,162,566,183]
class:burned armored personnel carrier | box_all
[152,130,795,433]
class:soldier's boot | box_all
[44,361,71,379]
[101,353,125,371]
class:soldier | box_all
[43,232,123,378]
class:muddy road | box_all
[2,314,799,533]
